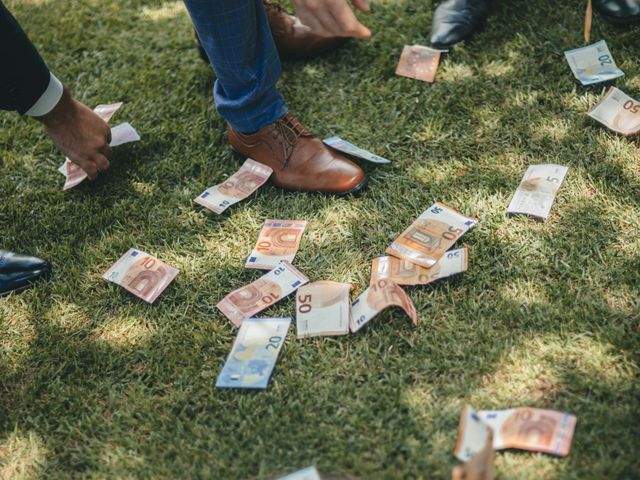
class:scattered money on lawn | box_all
[371,247,468,286]
[103,248,179,304]
[277,466,322,480]
[195,158,273,214]
[246,219,307,270]
[215,317,290,390]
[350,279,417,333]
[296,281,351,338]
[588,87,640,137]
[386,202,476,268]
[396,45,441,83]
[217,260,309,328]
[455,405,577,459]
[506,164,569,220]
[564,40,624,85]
[323,136,391,164]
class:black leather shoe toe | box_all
[430,0,489,49]
[0,251,51,296]
[593,0,640,23]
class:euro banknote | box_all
[245,219,307,270]
[195,158,273,214]
[217,260,309,328]
[454,405,577,460]
[588,87,640,137]
[564,40,624,85]
[323,136,391,164]
[371,247,468,286]
[452,428,495,480]
[396,45,441,83]
[296,281,351,338]
[350,279,417,333]
[103,248,179,304]
[506,164,569,220]
[215,317,290,390]
[386,202,476,268]
[278,466,322,480]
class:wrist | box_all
[35,86,76,128]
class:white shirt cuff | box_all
[25,72,64,117]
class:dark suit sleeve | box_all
[0,1,51,114]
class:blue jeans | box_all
[183,0,288,133]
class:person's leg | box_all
[183,0,367,195]
[183,0,286,134]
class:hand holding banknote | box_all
[39,87,112,180]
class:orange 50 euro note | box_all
[350,279,417,333]
[386,202,476,268]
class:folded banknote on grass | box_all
[588,87,640,137]
[371,247,468,286]
[103,248,178,304]
[396,45,441,83]
[323,136,391,164]
[59,102,140,190]
[296,281,351,338]
[350,279,417,333]
[195,158,273,214]
[386,202,476,268]
[215,317,290,390]
[245,219,307,270]
[217,260,309,328]
[506,164,568,220]
[452,429,495,480]
[277,466,322,480]
[454,405,577,461]
[564,40,624,85]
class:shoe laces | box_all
[270,113,310,167]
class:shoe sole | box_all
[596,11,640,25]
[0,284,35,297]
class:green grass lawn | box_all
[1,0,639,478]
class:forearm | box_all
[0,1,62,115]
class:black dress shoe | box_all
[593,0,640,24]
[430,0,490,50]
[0,250,51,296]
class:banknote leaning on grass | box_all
[296,281,351,338]
[588,87,640,137]
[452,429,495,480]
[371,247,468,286]
[277,466,322,480]
[245,219,307,270]
[564,40,624,85]
[350,279,418,333]
[506,164,569,220]
[454,405,577,461]
[195,158,273,214]
[103,248,179,304]
[215,317,290,389]
[322,136,391,164]
[386,202,476,268]
[217,260,309,328]
[59,102,141,190]
[396,45,441,83]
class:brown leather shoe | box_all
[194,2,347,63]
[264,1,348,61]
[227,113,367,195]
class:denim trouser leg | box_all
[183,0,288,133]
